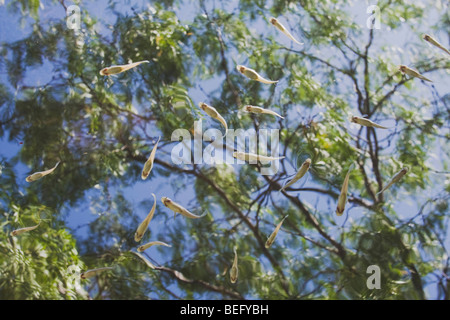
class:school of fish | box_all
[13,10,444,290]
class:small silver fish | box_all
[80,267,114,279]
[237,65,279,84]
[399,65,432,82]
[230,247,238,284]
[336,163,355,216]
[351,116,388,129]
[199,102,228,134]
[11,222,41,236]
[161,197,207,219]
[142,137,160,180]
[99,60,149,76]
[26,161,60,182]
[280,158,311,192]
[244,105,284,119]
[269,17,303,45]
[423,34,450,55]
[233,151,285,162]
[376,167,409,196]
[137,241,172,252]
[134,193,157,242]
[265,215,288,248]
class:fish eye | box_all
[270,18,276,24]
[239,66,245,73]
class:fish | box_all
[141,137,161,180]
[11,222,41,236]
[99,60,149,76]
[137,241,172,252]
[233,151,285,162]
[134,193,157,242]
[336,163,355,216]
[236,65,279,84]
[199,102,228,134]
[376,167,409,196]
[280,158,311,192]
[80,267,114,279]
[230,247,238,284]
[265,215,289,248]
[244,105,284,119]
[399,65,432,82]
[130,251,156,269]
[351,116,389,129]
[423,34,450,55]
[26,161,60,182]
[161,197,207,219]
[269,17,303,45]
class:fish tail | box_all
[197,210,208,218]
[348,162,356,172]
[258,77,279,84]
[419,75,433,82]
[288,35,304,45]
[267,110,284,118]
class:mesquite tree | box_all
[0,0,449,299]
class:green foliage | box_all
[0,0,449,300]
[0,204,87,299]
